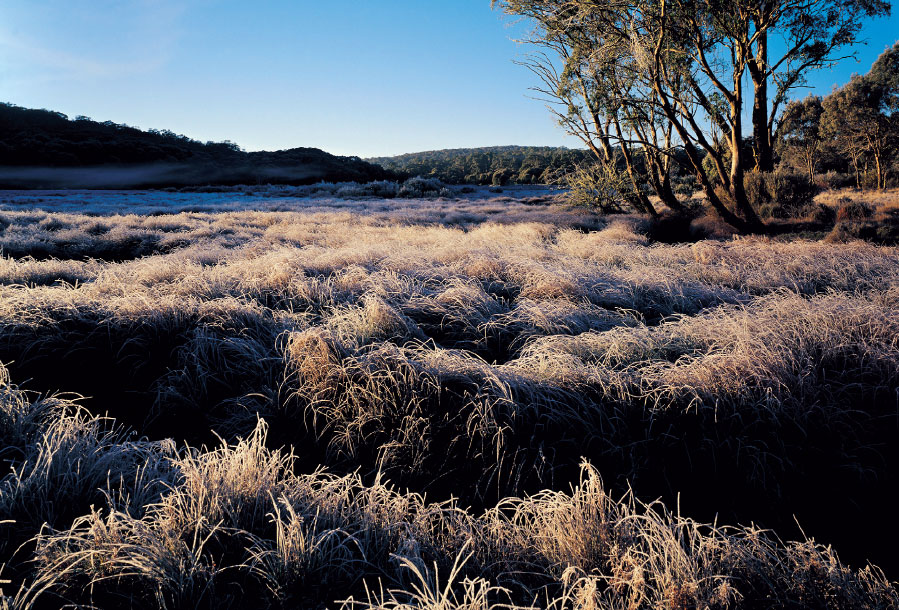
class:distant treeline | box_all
[0,103,394,188]
[367,145,596,185]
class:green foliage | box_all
[495,0,891,230]
[777,95,825,178]
[746,171,820,219]
[558,161,642,213]
[817,43,899,190]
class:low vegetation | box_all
[0,187,896,608]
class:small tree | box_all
[557,158,643,212]
[777,95,824,181]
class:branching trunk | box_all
[643,146,685,212]
[611,116,657,216]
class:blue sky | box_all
[1,1,897,157]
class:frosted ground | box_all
[0,185,897,608]
[0,184,560,217]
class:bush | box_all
[825,197,899,244]
[825,220,895,243]
[746,171,820,219]
[816,171,857,190]
[835,197,873,222]
[671,174,699,196]
[808,203,837,225]
[397,176,446,198]
[743,171,771,210]
[335,180,400,198]
[774,172,819,212]
[559,161,641,213]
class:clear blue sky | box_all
[1,1,897,157]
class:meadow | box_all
[0,185,897,609]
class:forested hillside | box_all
[368,145,592,184]
[0,103,395,188]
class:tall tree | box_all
[865,42,899,189]
[507,4,673,215]
[744,0,890,173]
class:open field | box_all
[0,187,898,608]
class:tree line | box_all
[778,44,899,191]
[368,145,596,185]
[0,103,394,188]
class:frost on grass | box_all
[0,190,897,608]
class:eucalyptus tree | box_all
[495,0,889,231]
[777,95,824,180]
[507,1,684,216]
[863,42,899,189]
[744,0,890,173]
[821,43,899,190]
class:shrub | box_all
[827,201,899,244]
[816,171,857,190]
[335,181,400,199]
[835,197,874,222]
[808,203,837,225]
[398,176,445,198]
[773,172,819,212]
[558,161,640,213]
[671,174,699,196]
[747,171,820,219]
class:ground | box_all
[0,185,897,609]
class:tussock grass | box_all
[0,190,897,607]
[9,421,898,609]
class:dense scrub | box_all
[0,191,897,608]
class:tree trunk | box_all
[681,137,753,231]
[729,101,764,229]
[658,166,685,212]
[644,149,685,212]
[749,30,774,172]
[875,152,884,190]
[654,89,753,231]
[612,118,657,217]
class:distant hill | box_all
[0,103,395,188]
[367,145,591,185]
